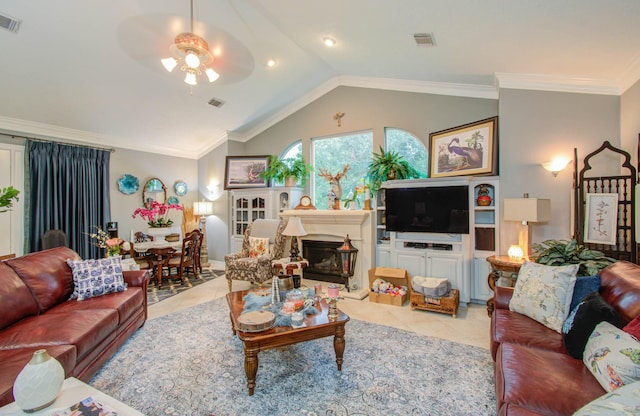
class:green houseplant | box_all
[532,238,616,276]
[260,154,314,186]
[366,146,423,194]
[0,186,20,213]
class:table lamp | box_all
[282,217,307,261]
[503,195,551,260]
[193,200,214,267]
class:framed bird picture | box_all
[428,116,498,178]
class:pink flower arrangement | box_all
[132,201,183,228]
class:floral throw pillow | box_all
[583,321,640,392]
[248,237,269,258]
[66,257,127,301]
[573,380,640,415]
[509,262,579,333]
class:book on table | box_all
[51,396,119,416]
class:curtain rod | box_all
[3,133,116,153]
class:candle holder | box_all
[327,297,339,321]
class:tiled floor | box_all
[148,262,491,349]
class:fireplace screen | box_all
[302,240,344,284]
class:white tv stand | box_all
[376,176,500,305]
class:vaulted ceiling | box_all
[1,1,639,159]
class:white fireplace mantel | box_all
[280,209,373,300]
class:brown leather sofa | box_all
[0,247,150,407]
[491,261,640,415]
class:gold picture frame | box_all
[429,117,498,178]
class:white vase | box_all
[13,349,64,412]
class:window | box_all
[280,140,301,160]
[385,128,429,177]
[312,131,373,209]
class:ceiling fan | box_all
[160,0,219,86]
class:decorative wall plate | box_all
[174,181,187,196]
[168,196,179,205]
[117,174,139,195]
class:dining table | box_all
[133,240,183,287]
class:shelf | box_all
[474,224,496,228]
[474,206,495,210]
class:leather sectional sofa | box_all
[491,261,640,415]
[0,247,150,407]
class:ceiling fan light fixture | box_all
[161,1,219,87]
[323,37,336,47]
[184,71,197,85]
[184,51,201,68]
[266,58,277,68]
[205,68,219,82]
[161,57,178,72]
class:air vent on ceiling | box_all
[0,12,21,34]
[208,97,225,108]
[413,33,435,47]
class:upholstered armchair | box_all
[224,218,288,292]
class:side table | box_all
[486,255,524,317]
[0,377,144,415]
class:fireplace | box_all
[280,210,373,300]
[302,240,344,284]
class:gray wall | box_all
[196,141,231,261]
[110,148,198,245]
[498,88,621,253]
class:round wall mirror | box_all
[142,177,167,208]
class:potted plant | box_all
[366,146,423,194]
[532,239,616,276]
[260,154,314,186]
[0,186,20,213]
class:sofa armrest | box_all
[123,270,150,290]
[494,285,514,310]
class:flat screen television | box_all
[385,186,470,234]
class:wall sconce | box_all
[541,158,571,177]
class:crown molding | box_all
[0,116,200,159]
[232,76,498,142]
[617,53,640,93]
[195,131,234,158]
[495,73,621,95]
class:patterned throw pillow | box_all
[66,257,127,301]
[248,237,269,258]
[583,321,640,392]
[573,380,640,415]
[509,262,579,333]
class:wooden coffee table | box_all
[226,290,350,395]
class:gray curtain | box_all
[27,140,111,259]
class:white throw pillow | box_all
[583,321,640,392]
[509,262,579,333]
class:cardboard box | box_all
[368,267,411,306]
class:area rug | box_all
[91,297,496,416]
[147,268,224,306]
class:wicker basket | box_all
[410,289,460,318]
[164,233,180,242]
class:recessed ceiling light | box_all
[266,58,277,68]
[323,37,336,47]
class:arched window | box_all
[280,140,301,160]
[385,128,429,177]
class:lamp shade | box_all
[503,198,551,223]
[193,201,213,216]
[282,217,307,237]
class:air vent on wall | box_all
[208,97,225,108]
[0,12,21,34]
[413,33,435,47]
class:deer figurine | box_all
[318,165,350,210]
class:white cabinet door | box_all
[396,250,426,278]
[376,245,391,267]
[471,257,493,303]
[427,252,467,303]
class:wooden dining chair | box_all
[166,231,200,283]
